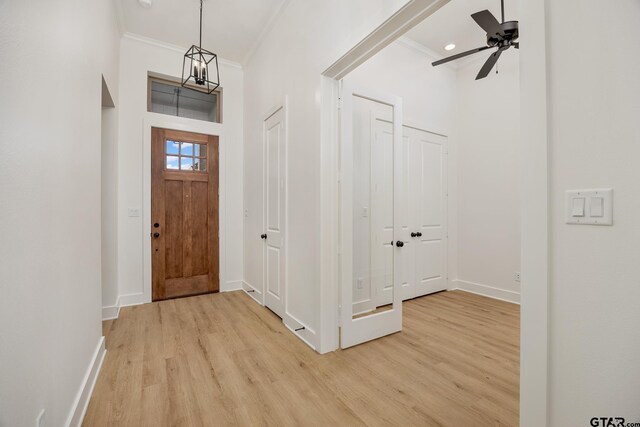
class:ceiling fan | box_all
[432,0,519,80]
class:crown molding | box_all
[242,0,292,66]
[394,36,457,70]
[395,36,499,72]
[122,32,243,70]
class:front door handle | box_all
[260,233,267,240]
[395,240,404,248]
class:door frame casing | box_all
[319,0,549,424]
[319,0,453,355]
[137,112,228,306]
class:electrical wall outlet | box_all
[357,277,364,289]
[515,272,521,282]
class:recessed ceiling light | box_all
[444,43,456,51]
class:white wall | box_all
[243,0,411,348]
[0,0,120,425]
[115,35,244,308]
[454,52,521,302]
[347,39,457,132]
[546,0,640,423]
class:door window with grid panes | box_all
[165,140,207,172]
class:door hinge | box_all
[336,172,342,183]
[337,305,342,327]
[337,97,343,110]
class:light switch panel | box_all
[128,208,141,218]
[565,189,613,225]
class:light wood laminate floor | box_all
[84,290,519,426]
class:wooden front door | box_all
[151,128,219,301]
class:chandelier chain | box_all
[199,0,203,49]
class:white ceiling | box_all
[404,0,518,59]
[117,0,288,63]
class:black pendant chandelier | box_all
[181,0,219,94]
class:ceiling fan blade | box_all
[475,47,506,80]
[471,10,505,37]
[432,46,493,67]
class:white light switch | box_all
[590,197,604,217]
[566,189,613,225]
[128,208,140,217]
[571,197,585,216]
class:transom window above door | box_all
[148,76,221,123]
[165,140,207,172]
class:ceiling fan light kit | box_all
[432,0,519,80]
[182,0,220,94]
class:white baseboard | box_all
[242,280,263,305]
[118,292,147,308]
[241,280,318,351]
[450,279,520,304]
[101,297,120,321]
[222,280,243,292]
[284,312,318,351]
[65,337,106,427]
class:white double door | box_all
[351,123,448,310]
[398,126,448,301]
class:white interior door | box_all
[263,106,286,318]
[410,127,448,298]
[340,82,403,349]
